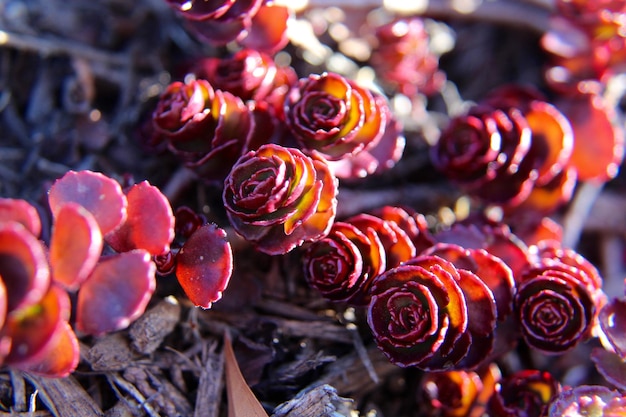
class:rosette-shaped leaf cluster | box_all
[547,385,626,417]
[223,144,338,255]
[164,0,290,53]
[431,85,578,213]
[0,200,79,377]
[488,369,561,417]
[514,245,605,354]
[303,206,433,305]
[192,49,296,105]
[368,251,511,371]
[152,78,256,183]
[369,17,446,97]
[284,72,405,179]
[541,0,626,92]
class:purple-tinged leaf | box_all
[0,222,50,312]
[175,224,233,309]
[76,250,156,335]
[50,203,103,291]
[48,170,127,235]
[0,198,42,237]
[599,298,626,359]
[591,347,626,390]
[105,181,175,256]
[548,384,626,417]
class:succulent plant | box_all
[367,255,474,370]
[488,369,561,417]
[547,385,626,417]
[369,17,446,97]
[302,221,386,306]
[164,0,290,53]
[284,72,405,178]
[152,78,256,183]
[223,144,338,255]
[420,369,484,417]
[431,85,577,213]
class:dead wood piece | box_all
[86,333,134,371]
[122,366,193,417]
[272,318,353,344]
[25,374,104,417]
[271,384,356,417]
[129,296,181,355]
[307,345,399,397]
[10,371,27,412]
[103,401,136,417]
[193,342,224,417]
[0,412,51,416]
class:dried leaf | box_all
[223,331,269,417]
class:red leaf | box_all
[3,285,71,366]
[105,181,175,256]
[0,222,50,312]
[13,321,79,378]
[239,2,290,54]
[599,298,626,359]
[50,203,103,291]
[0,198,42,237]
[175,224,233,309]
[591,347,626,390]
[48,170,127,235]
[557,93,625,181]
[76,250,156,335]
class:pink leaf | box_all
[76,250,156,335]
[48,170,127,235]
[50,203,103,291]
[591,347,626,390]
[0,198,42,237]
[0,222,50,312]
[105,181,175,256]
[176,223,233,309]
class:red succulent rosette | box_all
[488,369,561,417]
[433,85,576,213]
[302,221,385,306]
[515,257,600,354]
[192,49,296,105]
[369,18,446,97]
[285,72,404,178]
[372,205,435,254]
[223,144,338,255]
[165,0,290,53]
[367,255,471,370]
[152,78,254,183]
[420,369,484,417]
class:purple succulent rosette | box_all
[515,258,599,354]
[303,221,385,306]
[152,78,254,183]
[284,72,404,178]
[548,385,626,417]
[223,144,338,255]
[367,255,471,370]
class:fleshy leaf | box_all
[599,298,626,359]
[0,198,42,237]
[3,285,71,366]
[591,347,626,390]
[223,331,269,417]
[175,224,233,309]
[239,2,290,54]
[76,250,156,335]
[13,321,79,378]
[105,181,175,256]
[50,203,103,291]
[0,222,50,312]
[557,93,625,181]
[48,170,128,235]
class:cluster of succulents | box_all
[5,0,626,414]
[0,170,233,377]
